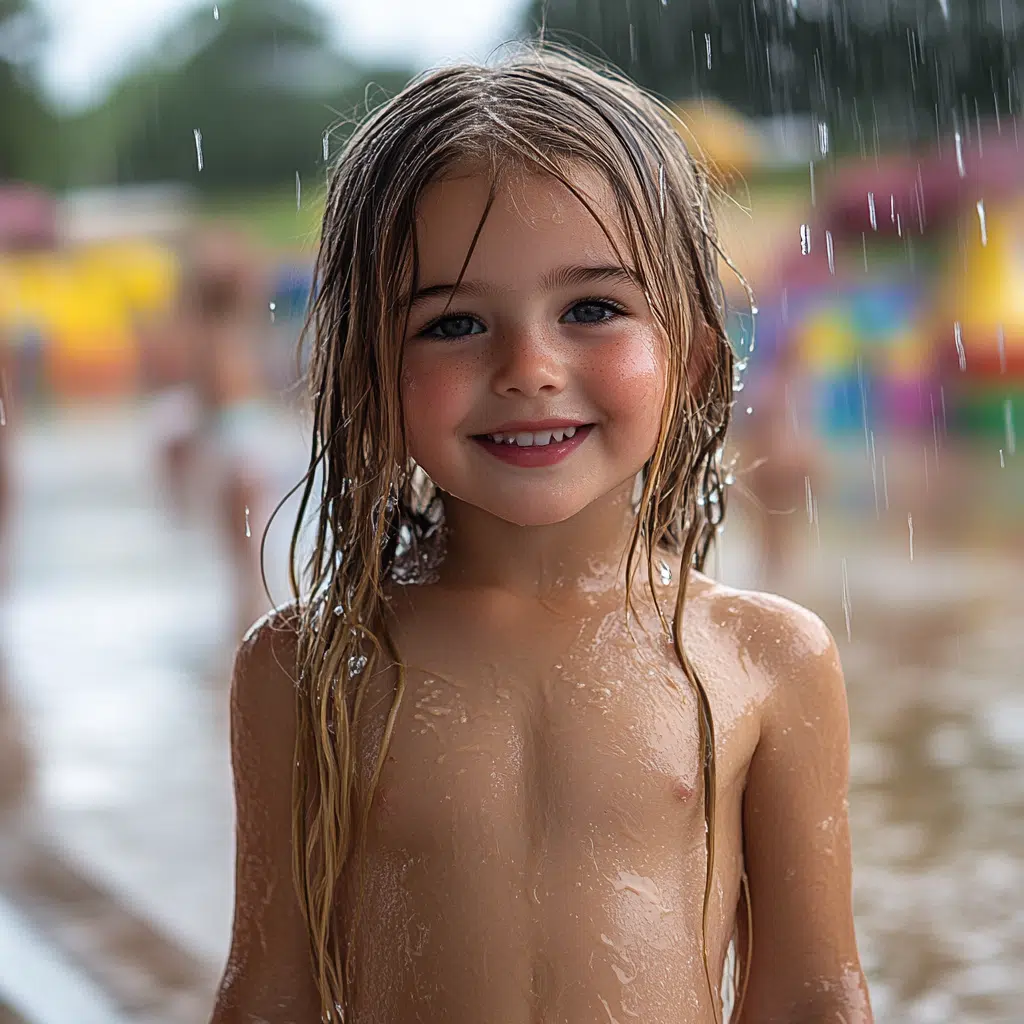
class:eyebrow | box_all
[408,264,639,308]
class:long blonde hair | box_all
[288,45,740,1022]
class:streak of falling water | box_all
[193,129,204,172]
[800,223,811,255]
[213,4,219,19]
[817,121,829,156]
[322,131,330,161]
[954,321,966,370]
[805,475,814,523]
[1005,399,1016,455]
[705,33,712,69]
[269,301,276,323]
[997,325,1007,373]
[826,230,835,274]
[0,399,6,426]
[841,558,852,642]
[977,199,988,245]
[907,514,914,562]
[869,431,880,519]
[244,507,251,538]
[809,161,816,205]
[868,192,877,230]
[295,171,301,210]
[881,454,889,510]
[954,130,965,177]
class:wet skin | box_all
[211,163,870,1023]
[213,570,870,1024]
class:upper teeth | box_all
[487,426,578,446]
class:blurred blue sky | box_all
[36,0,529,109]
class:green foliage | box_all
[525,0,1024,146]
[0,0,58,182]
[64,0,413,191]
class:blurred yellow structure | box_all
[672,97,764,181]
[939,194,1024,374]
[0,240,179,398]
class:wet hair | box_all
[287,44,743,1022]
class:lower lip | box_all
[472,425,594,467]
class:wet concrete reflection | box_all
[0,404,1019,1022]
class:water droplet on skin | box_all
[349,653,368,677]
[244,506,251,538]
[658,560,672,585]
[193,128,203,171]
[976,199,987,246]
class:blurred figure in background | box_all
[742,336,821,590]
[146,227,274,638]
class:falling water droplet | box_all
[0,399,6,427]
[809,161,816,206]
[826,230,835,274]
[213,4,219,18]
[295,171,301,210]
[976,199,987,246]
[193,129,204,171]
[868,192,877,230]
[269,301,277,323]
[746,406,753,415]
[322,131,330,161]
[997,324,1007,373]
[999,449,1006,468]
[800,223,811,255]
[954,130,965,177]
[1004,399,1016,455]
[244,507,251,538]
[954,321,966,371]
[805,475,814,523]
[705,33,712,69]
[841,558,852,642]
[817,121,829,157]
[907,514,914,562]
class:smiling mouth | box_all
[475,425,586,448]
[470,424,595,467]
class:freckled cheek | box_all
[401,354,480,454]
[586,337,666,451]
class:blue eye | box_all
[562,299,626,324]
[421,314,485,340]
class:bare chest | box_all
[355,604,755,852]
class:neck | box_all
[435,481,643,603]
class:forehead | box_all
[413,163,631,284]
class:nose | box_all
[490,324,566,398]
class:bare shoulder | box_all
[212,601,321,1023]
[686,571,842,698]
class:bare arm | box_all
[737,601,872,1023]
[210,611,321,1023]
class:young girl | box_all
[211,48,871,1024]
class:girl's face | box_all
[401,164,667,527]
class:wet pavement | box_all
[0,403,1020,1022]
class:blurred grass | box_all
[198,187,324,252]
